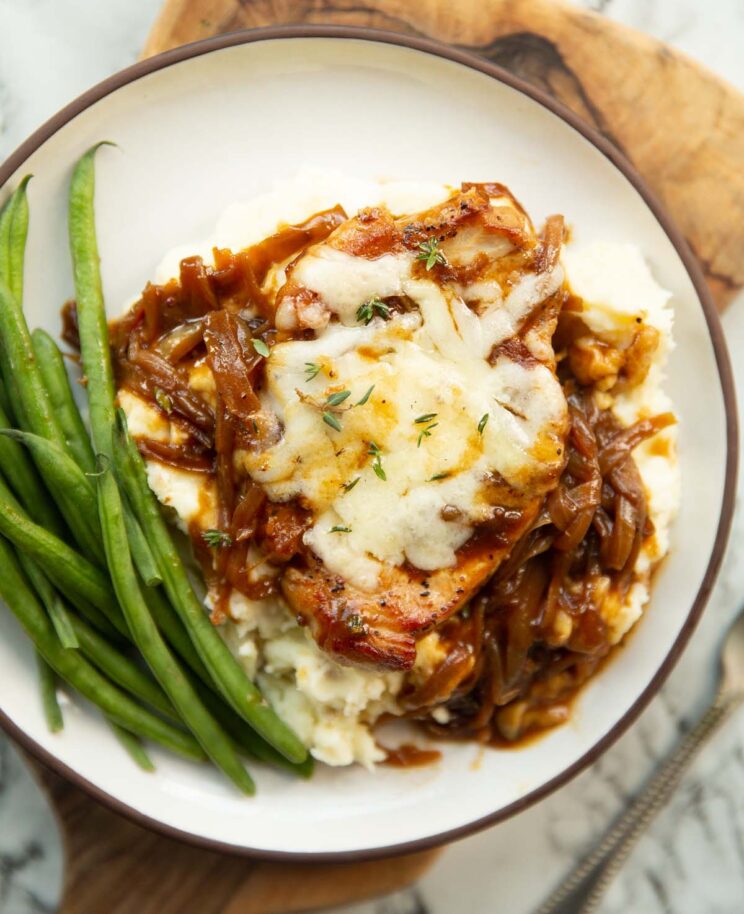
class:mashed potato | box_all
[119,172,678,766]
[563,242,679,641]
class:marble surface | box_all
[0,1,743,912]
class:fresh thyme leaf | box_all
[154,387,173,415]
[355,385,375,407]
[414,413,438,424]
[252,338,270,358]
[325,390,351,408]
[356,296,391,325]
[417,422,438,448]
[305,362,321,381]
[330,525,352,534]
[322,411,343,432]
[368,442,386,480]
[416,238,448,270]
[342,477,360,493]
[356,300,372,324]
[202,529,233,548]
[429,472,449,481]
[478,413,489,435]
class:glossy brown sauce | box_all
[382,743,442,768]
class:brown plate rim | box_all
[0,24,738,863]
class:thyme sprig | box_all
[356,296,391,325]
[368,442,386,480]
[416,238,448,270]
[414,412,438,447]
[296,382,376,433]
[202,529,233,548]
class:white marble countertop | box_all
[0,1,742,912]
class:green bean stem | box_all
[17,551,79,650]
[123,497,162,587]
[107,720,156,772]
[6,175,31,303]
[36,654,64,734]
[0,196,12,282]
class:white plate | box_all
[0,28,736,859]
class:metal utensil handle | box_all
[535,693,740,914]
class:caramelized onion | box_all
[535,214,564,273]
[155,319,205,363]
[420,390,667,745]
[203,311,262,419]
[598,413,675,476]
[136,438,213,473]
[124,348,215,438]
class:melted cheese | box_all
[116,175,679,767]
[243,238,566,590]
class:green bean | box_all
[68,144,117,458]
[0,473,125,630]
[69,613,175,720]
[115,413,306,763]
[143,583,211,683]
[0,397,66,536]
[0,533,204,761]
[17,551,79,650]
[0,271,104,568]
[0,212,68,450]
[6,175,31,303]
[0,186,29,431]
[67,146,305,766]
[107,720,156,772]
[196,681,314,779]
[0,429,104,564]
[123,497,162,587]
[1,336,162,583]
[67,593,123,642]
[0,196,11,282]
[141,593,311,776]
[31,328,96,473]
[0,375,11,417]
[36,654,63,733]
[96,465,255,794]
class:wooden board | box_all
[32,758,438,914]
[144,0,744,311]
[35,3,744,913]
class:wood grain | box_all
[144,0,744,311]
[30,758,438,914]
[34,3,744,913]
